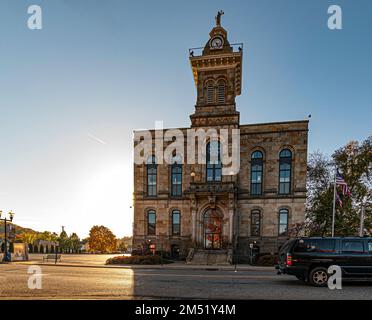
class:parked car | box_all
[275,237,372,286]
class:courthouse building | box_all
[132,13,309,263]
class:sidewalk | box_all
[12,260,274,271]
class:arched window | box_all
[206,141,222,182]
[279,209,289,236]
[147,210,156,235]
[171,155,182,197]
[147,156,157,196]
[217,80,226,104]
[251,151,263,195]
[279,149,292,194]
[172,210,181,236]
[251,210,261,237]
[206,81,215,104]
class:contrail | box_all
[87,133,107,145]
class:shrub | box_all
[255,254,278,266]
[105,255,174,265]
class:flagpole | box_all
[359,204,365,237]
[331,167,337,237]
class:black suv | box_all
[276,237,372,286]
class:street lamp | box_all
[1,210,15,262]
[249,241,257,265]
[190,171,196,183]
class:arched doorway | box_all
[204,209,222,249]
[171,245,180,260]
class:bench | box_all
[43,254,61,262]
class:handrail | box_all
[189,43,243,56]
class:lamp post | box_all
[1,210,15,262]
[249,241,257,265]
[190,171,195,183]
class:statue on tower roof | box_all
[215,10,224,26]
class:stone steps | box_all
[187,249,230,265]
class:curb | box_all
[11,261,274,272]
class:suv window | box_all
[293,239,336,253]
[368,241,372,253]
[279,239,295,255]
[342,240,364,253]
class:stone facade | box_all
[132,17,308,262]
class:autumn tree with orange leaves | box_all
[88,225,117,253]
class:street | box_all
[1,255,372,299]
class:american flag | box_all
[336,169,351,196]
[336,193,343,208]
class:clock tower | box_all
[189,11,243,128]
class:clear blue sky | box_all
[0,0,371,238]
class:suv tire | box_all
[309,267,329,287]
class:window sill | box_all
[277,193,293,197]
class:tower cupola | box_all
[189,11,243,127]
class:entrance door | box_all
[171,245,180,260]
[204,209,222,249]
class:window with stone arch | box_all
[205,80,215,104]
[171,154,182,197]
[206,140,222,182]
[279,149,292,194]
[217,79,226,104]
[146,155,157,197]
[171,209,181,236]
[278,208,289,236]
[147,210,156,235]
[251,210,261,237]
[251,150,264,195]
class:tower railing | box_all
[188,43,243,57]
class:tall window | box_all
[279,149,292,194]
[251,151,263,195]
[147,155,157,196]
[172,210,181,236]
[217,80,226,104]
[206,141,222,182]
[147,210,156,235]
[251,210,261,237]
[206,81,215,104]
[279,209,288,236]
[171,155,182,197]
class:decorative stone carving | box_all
[208,195,216,208]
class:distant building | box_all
[80,242,90,253]
[132,14,308,263]
[30,239,59,254]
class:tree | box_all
[69,233,81,253]
[20,232,37,244]
[88,225,117,253]
[117,241,127,252]
[58,230,69,253]
[306,136,372,236]
[39,231,53,241]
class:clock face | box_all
[210,37,223,49]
